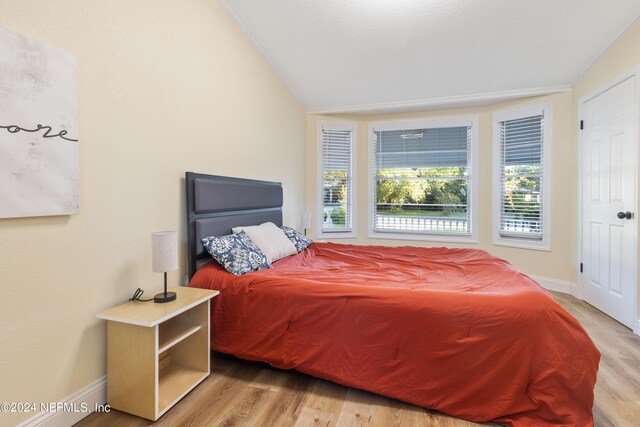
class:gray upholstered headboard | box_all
[186,172,283,279]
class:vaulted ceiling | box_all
[220,0,640,114]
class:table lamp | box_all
[152,231,178,303]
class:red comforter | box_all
[189,242,600,426]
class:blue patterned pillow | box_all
[201,231,271,275]
[281,226,313,253]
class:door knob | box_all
[617,211,633,220]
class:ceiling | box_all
[220,0,640,114]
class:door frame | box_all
[578,66,640,335]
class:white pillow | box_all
[232,222,297,263]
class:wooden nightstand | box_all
[97,286,219,420]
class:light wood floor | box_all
[77,292,640,427]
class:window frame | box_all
[492,104,552,251]
[317,120,357,239]
[368,116,479,243]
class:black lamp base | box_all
[154,291,176,303]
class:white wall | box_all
[0,1,305,425]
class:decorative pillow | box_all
[232,222,297,263]
[201,231,270,276]
[281,226,313,253]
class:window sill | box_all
[492,237,551,252]
[369,231,477,244]
[317,232,357,239]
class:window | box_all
[493,105,551,250]
[317,121,356,237]
[369,117,478,242]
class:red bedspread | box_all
[189,242,600,426]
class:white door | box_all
[581,76,637,330]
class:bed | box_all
[185,172,600,426]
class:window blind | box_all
[498,114,544,239]
[373,125,472,235]
[375,127,469,168]
[322,128,352,233]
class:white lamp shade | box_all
[300,212,311,229]
[151,231,178,273]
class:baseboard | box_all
[529,274,578,296]
[530,275,640,335]
[17,376,107,427]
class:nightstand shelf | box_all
[158,317,202,353]
[97,286,218,421]
[158,363,208,415]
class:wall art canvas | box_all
[0,27,78,219]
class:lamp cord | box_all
[129,288,154,302]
